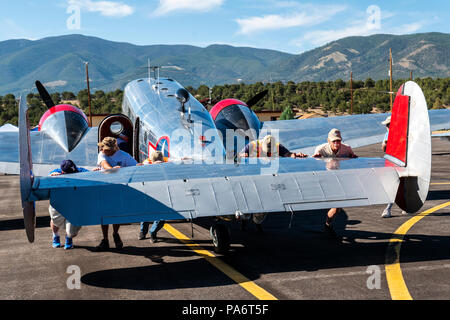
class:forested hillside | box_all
[0,33,448,95]
[1,77,448,126]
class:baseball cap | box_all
[60,159,78,174]
[382,116,391,126]
[328,128,342,142]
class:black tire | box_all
[210,224,230,254]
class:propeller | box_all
[35,80,55,109]
[246,90,268,108]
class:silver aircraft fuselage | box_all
[122,78,225,162]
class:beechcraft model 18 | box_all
[0,72,449,253]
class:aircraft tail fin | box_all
[385,81,431,213]
[18,96,36,243]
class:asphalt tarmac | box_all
[0,137,449,301]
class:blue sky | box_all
[0,0,448,54]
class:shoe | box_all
[149,233,157,244]
[324,223,340,240]
[401,210,408,215]
[113,233,123,249]
[94,239,110,252]
[381,208,391,218]
[52,235,61,248]
[138,231,146,240]
[64,236,73,250]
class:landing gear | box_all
[210,223,230,254]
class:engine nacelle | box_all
[38,104,89,153]
[210,99,261,157]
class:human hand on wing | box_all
[291,152,308,158]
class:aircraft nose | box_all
[39,107,89,153]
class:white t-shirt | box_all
[97,150,137,168]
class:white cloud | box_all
[153,0,224,16]
[2,19,29,39]
[400,22,423,34]
[294,19,426,50]
[235,5,346,35]
[298,22,377,47]
[68,0,134,17]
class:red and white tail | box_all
[385,81,431,213]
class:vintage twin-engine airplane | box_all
[0,76,449,253]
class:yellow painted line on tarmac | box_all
[432,130,450,134]
[430,182,450,185]
[385,202,450,300]
[163,223,278,300]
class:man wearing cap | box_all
[312,128,357,159]
[49,160,89,249]
[381,116,391,153]
[95,137,138,251]
[313,128,357,240]
[139,151,166,243]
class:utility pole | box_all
[389,48,393,111]
[410,70,413,81]
[350,71,353,114]
[269,73,275,111]
[84,62,92,127]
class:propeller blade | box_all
[246,90,268,107]
[35,81,55,109]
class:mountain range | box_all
[0,32,448,95]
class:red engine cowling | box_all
[38,104,89,153]
[210,99,261,157]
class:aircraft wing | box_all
[261,109,450,155]
[28,157,401,226]
[0,128,99,176]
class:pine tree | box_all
[280,106,294,120]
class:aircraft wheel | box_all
[210,224,230,254]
